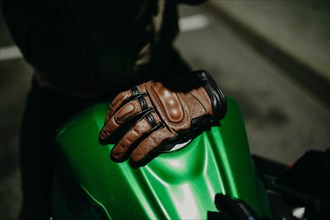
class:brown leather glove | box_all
[99,70,226,167]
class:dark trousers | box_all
[18,49,190,219]
[19,79,98,219]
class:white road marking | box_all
[179,14,210,32]
[0,45,22,61]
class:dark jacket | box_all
[2,0,206,97]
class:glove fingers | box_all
[103,85,148,126]
[110,117,154,161]
[99,99,143,143]
[105,91,131,122]
[130,126,175,163]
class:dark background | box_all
[1,1,329,219]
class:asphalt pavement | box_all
[1,2,329,220]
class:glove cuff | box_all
[195,70,227,120]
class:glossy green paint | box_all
[52,97,271,219]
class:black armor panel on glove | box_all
[99,70,226,167]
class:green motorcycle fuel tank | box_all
[52,96,272,219]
